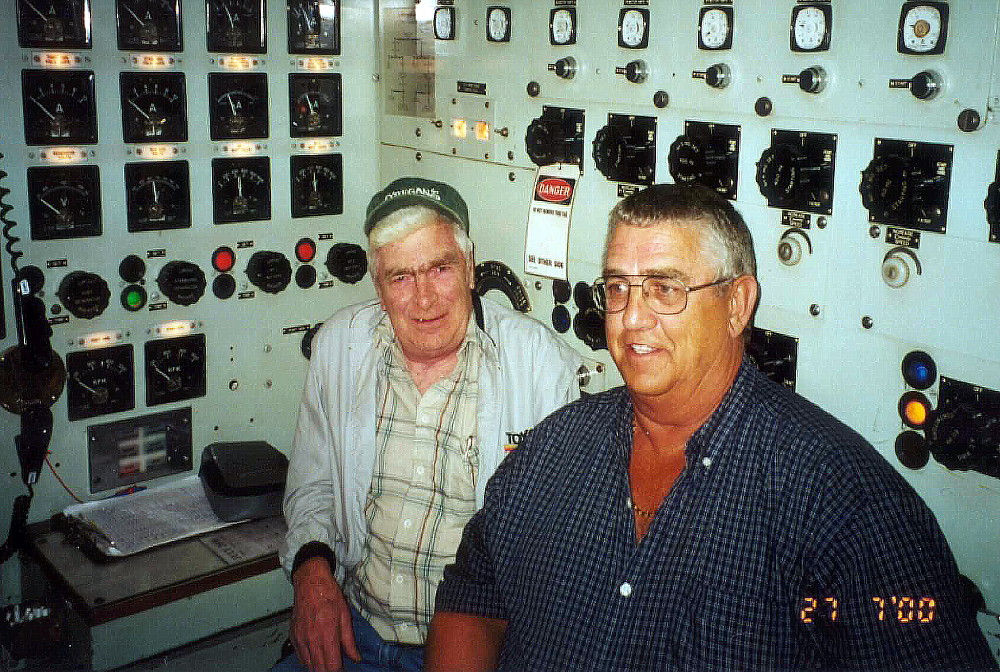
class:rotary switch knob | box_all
[624,60,648,84]
[927,403,999,472]
[246,251,292,294]
[777,229,812,267]
[57,271,111,319]
[705,63,731,89]
[860,154,911,222]
[552,56,577,80]
[798,66,827,94]
[324,243,367,284]
[985,180,1000,235]
[668,135,732,193]
[526,115,569,167]
[756,144,825,208]
[592,124,646,182]
[909,70,942,100]
[156,261,206,306]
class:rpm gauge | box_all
[790,4,832,52]
[698,7,732,51]
[898,2,948,55]
[125,160,191,231]
[212,156,271,223]
[116,0,182,51]
[66,345,135,421]
[145,333,207,406]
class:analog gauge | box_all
[287,0,340,54]
[124,160,191,231]
[434,6,455,40]
[791,4,832,52]
[289,73,341,137]
[66,345,135,421]
[618,8,649,49]
[486,6,511,43]
[21,69,98,146]
[898,2,948,55]
[116,0,182,51]
[290,153,342,218]
[17,0,92,48]
[208,72,269,140]
[549,8,575,45]
[698,7,732,50]
[206,0,266,53]
[145,333,207,406]
[212,156,271,223]
[27,165,102,240]
[120,72,187,143]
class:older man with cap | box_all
[273,177,583,672]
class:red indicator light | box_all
[296,238,317,263]
[898,391,933,429]
[212,246,236,273]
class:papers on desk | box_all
[63,474,239,558]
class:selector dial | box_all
[324,242,367,284]
[246,251,292,294]
[909,70,942,100]
[756,144,826,208]
[881,246,921,289]
[156,260,206,306]
[705,63,731,89]
[668,135,731,193]
[624,60,648,84]
[552,56,577,80]
[57,271,111,320]
[798,66,827,94]
[927,403,997,472]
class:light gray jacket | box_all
[280,297,583,577]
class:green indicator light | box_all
[121,285,147,312]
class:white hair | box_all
[367,205,474,278]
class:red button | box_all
[296,238,317,263]
[212,246,236,273]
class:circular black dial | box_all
[22,69,98,145]
[287,0,340,54]
[926,403,997,472]
[526,116,569,167]
[156,261,207,306]
[120,72,187,143]
[324,243,367,284]
[246,251,292,294]
[756,144,827,208]
[116,0,183,51]
[207,0,266,53]
[289,73,342,137]
[57,271,111,319]
[212,156,272,223]
[145,333,207,406]
[668,135,733,194]
[208,72,269,140]
[474,261,530,313]
[27,165,102,240]
[860,155,913,222]
[66,345,135,421]
[125,160,191,232]
[573,308,607,352]
[291,154,342,218]
[18,0,92,48]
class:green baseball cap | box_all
[364,177,470,236]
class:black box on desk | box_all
[199,441,288,522]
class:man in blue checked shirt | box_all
[426,184,997,671]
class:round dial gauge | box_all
[27,165,102,240]
[207,0,266,53]
[66,345,135,421]
[116,0,182,51]
[899,3,947,54]
[549,8,575,45]
[22,69,98,146]
[287,0,340,54]
[434,7,454,40]
[291,154,342,218]
[17,0,92,48]
[120,72,187,143]
[212,156,272,223]
[289,73,341,137]
[619,8,648,49]
[791,5,831,52]
[144,334,206,406]
[487,6,510,43]
[125,160,191,231]
[208,72,269,140]
[699,8,731,50]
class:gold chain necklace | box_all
[631,419,658,518]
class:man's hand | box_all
[290,557,360,672]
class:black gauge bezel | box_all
[290,153,343,218]
[124,160,192,232]
[289,72,342,137]
[22,69,98,146]
[486,6,511,43]
[211,156,272,223]
[116,0,183,51]
[145,334,207,406]
[548,7,576,46]
[434,6,456,40]
[120,71,188,143]
[287,0,340,54]
[897,1,948,55]
[27,165,102,240]
[206,0,266,53]
[697,6,733,51]
[617,7,649,50]
[790,3,832,53]
[67,345,136,421]
[17,0,93,49]
[208,72,269,140]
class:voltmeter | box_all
[27,165,102,240]
[125,160,191,231]
[212,156,271,223]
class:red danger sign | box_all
[535,177,575,204]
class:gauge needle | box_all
[225,92,238,115]
[129,99,151,119]
[312,169,319,191]
[124,4,145,24]
[236,174,245,198]
[306,94,317,114]
[39,197,62,215]
[72,375,100,395]
[30,97,56,120]
[223,2,236,28]
[151,362,173,382]
[23,0,48,20]
[151,179,160,203]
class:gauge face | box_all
[22,69,98,145]
[290,153,342,218]
[287,0,340,54]
[212,156,271,223]
[125,160,191,231]
[698,7,732,50]
[289,73,341,137]
[434,6,455,40]
[17,0,93,49]
[120,72,187,143]
[618,8,648,49]
[116,0,182,51]
[206,0,266,53]
[486,6,511,43]
[145,333,207,406]
[898,2,948,55]
[549,8,575,45]
[27,165,102,240]
[208,72,269,140]
[67,345,135,421]
[791,4,831,52]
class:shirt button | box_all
[395,575,404,585]
[702,457,713,468]
[403,519,412,528]
[415,466,425,477]
[619,582,633,597]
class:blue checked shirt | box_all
[436,358,998,671]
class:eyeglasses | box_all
[592,275,734,315]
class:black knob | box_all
[573,307,607,351]
[295,264,317,289]
[324,243,368,284]
[625,60,647,84]
[552,279,572,304]
[653,90,669,108]
[756,144,815,205]
[755,97,773,117]
[16,265,45,294]
[895,431,930,470]
[705,63,730,89]
[860,155,911,221]
[668,135,728,191]
[212,273,236,300]
[57,271,110,319]
[553,57,577,80]
[798,67,826,94]
[246,251,292,294]
[958,108,982,133]
[592,125,630,180]
[526,81,541,97]
[119,255,146,283]
[927,404,983,471]
[572,280,596,310]
[301,322,324,360]
[985,181,1000,232]
[551,305,571,334]
[909,71,940,100]
[525,116,565,166]
[157,261,207,306]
